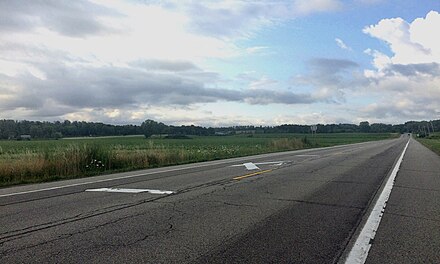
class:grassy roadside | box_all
[416,132,440,156]
[0,133,399,188]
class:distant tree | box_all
[0,120,17,139]
[141,119,167,138]
[1,118,439,140]
[30,125,43,138]
[359,121,370,133]
[370,123,392,133]
[53,132,63,139]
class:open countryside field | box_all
[0,133,398,187]
[417,132,440,155]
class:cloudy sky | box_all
[0,0,439,126]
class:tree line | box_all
[0,118,438,140]
[0,120,142,139]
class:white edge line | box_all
[344,139,410,264]
[0,138,396,198]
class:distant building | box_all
[20,135,31,140]
[235,130,256,134]
[215,131,232,136]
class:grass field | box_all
[417,132,440,156]
[0,133,398,187]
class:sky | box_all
[0,0,439,127]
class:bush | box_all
[164,134,192,139]
[268,138,305,151]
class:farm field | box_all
[0,133,398,187]
[417,132,440,156]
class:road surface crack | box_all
[385,212,440,223]
[203,200,256,208]
[394,185,440,192]
[268,198,363,210]
[0,193,175,247]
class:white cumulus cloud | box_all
[361,10,440,122]
[335,38,352,51]
[363,11,440,65]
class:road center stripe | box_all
[344,139,410,264]
[233,169,273,181]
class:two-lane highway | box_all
[0,136,410,263]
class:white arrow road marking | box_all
[243,162,260,170]
[231,161,285,170]
[85,188,174,194]
[254,161,284,165]
[254,161,284,166]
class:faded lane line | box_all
[344,138,410,264]
[233,169,273,181]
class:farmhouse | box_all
[20,135,31,140]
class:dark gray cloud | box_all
[308,58,359,75]
[0,61,319,119]
[360,76,440,122]
[244,89,315,105]
[130,60,199,72]
[293,58,365,102]
[386,63,440,77]
[180,1,344,38]
[0,0,119,37]
[363,105,410,119]
[183,2,275,38]
[362,103,439,120]
[0,73,45,110]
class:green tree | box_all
[359,121,370,133]
[141,119,167,138]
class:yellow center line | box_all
[233,169,273,181]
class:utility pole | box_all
[430,121,435,133]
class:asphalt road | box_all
[366,137,440,263]
[0,135,421,263]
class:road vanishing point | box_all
[1,134,440,263]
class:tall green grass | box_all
[0,133,398,187]
[417,132,440,156]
